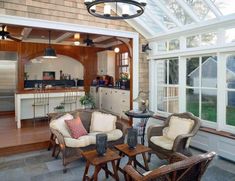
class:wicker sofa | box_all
[49,109,125,172]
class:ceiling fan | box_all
[83,35,94,46]
[0,25,21,42]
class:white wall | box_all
[25,55,84,80]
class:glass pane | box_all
[157,60,167,85]
[157,86,167,112]
[215,0,235,15]
[186,57,200,86]
[162,0,193,25]
[226,55,235,87]
[169,59,178,84]
[184,0,215,20]
[201,32,217,46]
[226,91,235,126]
[186,35,200,48]
[186,88,199,117]
[201,89,217,122]
[157,41,167,52]
[201,56,217,88]
[169,39,180,51]
[168,87,179,113]
[225,28,235,44]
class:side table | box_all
[115,144,151,174]
[82,148,121,181]
[125,110,154,145]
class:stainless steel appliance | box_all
[0,51,17,112]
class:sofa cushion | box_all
[150,136,174,150]
[166,116,194,140]
[64,135,91,148]
[88,129,123,144]
[71,111,92,132]
[65,117,88,139]
[50,113,73,137]
[63,129,123,148]
[90,112,117,132]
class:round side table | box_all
[125,110,154,145]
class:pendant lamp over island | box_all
[84,0,147,20]
[43,30,57,59]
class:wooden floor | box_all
[0,113,50,156]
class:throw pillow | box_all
[49,113,74,137]
[65,117,88,139]
[166,116,194,140]
[90,111,117,132]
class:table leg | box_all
[141,118,149,145]
[104,163,109,179]
[112,160,119,181]
[83,161,90,181]
[142,152,149,171]
[93,166,101,181]
[116,151,123,170]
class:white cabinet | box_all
[97,50,115,78]
[99,87,130,120]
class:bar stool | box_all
[32,89,49,127]
[61,89,77,111]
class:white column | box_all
[178,56,186,113]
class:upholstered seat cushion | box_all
[90,111,117,132]
[64,135,91,148]
[166,116,194,140]
[150,136,174,150]
[50,113,73,137]
[63,129,123,147]
[88,129,123,144]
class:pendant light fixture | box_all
[114,38,120,53]
[43,30,57,59]
[84,0,147,20]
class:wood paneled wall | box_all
[0,40,105,91]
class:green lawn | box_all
[187,102,235,126]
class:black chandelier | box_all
[84,0,147,20]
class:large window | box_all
[226,55,235,127]
[156,58,179,113]
[186,56,217,123]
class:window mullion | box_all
[167,59,169,113]
[199,56,202,119]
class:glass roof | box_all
[123,0,235,38]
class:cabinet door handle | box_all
[105,93,107,95]
[122,100,126,103]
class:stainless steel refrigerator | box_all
[0,51,17,112]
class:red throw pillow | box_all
[65,117,88,139]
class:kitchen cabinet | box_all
[99,87,130,120]
[97,50,115,78]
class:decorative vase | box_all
[127,128,138,149]
[96,133,107,156]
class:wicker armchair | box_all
[147,112,201,161]
[49,109,125,173]
[124,151,216,181]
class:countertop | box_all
[90,85,130,91]
[15,87,84,94]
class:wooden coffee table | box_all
[115,144,151,173]
[82,148,121,181]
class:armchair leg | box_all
[147,153,152,163]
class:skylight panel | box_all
[184,0,216,20]
[214,0,235,15]
[147,0,177,29]
[162,0,194,25]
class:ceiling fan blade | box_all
[6,35,21,42]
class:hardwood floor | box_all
[0,114,50,156]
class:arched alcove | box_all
[25,55,84,81]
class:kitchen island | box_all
[15,88,85,128]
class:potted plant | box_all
[79,93,95,109]
[120,72,130,89]
[54,104,65,113]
